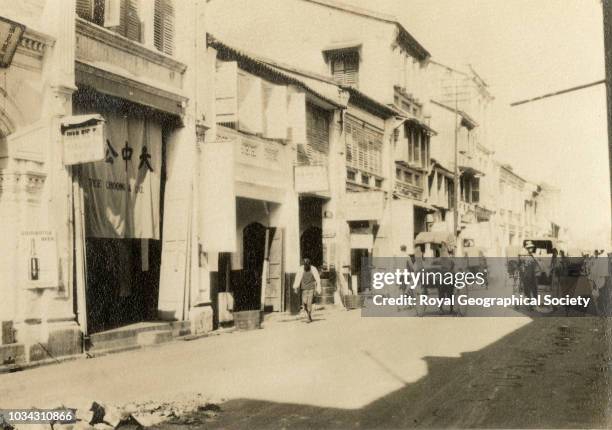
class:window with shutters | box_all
[154,0,174,56]
[303,103,330,165]
[329,51,359,87]
[345,116,383,186]
[77,0,142,43]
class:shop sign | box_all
[0,17,25,68]
[294,165,329,193]
[345,191,385,221]
[62,115,106,165]
[19,230,58,289]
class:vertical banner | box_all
[201,140,236,252]
[81,112,162,239]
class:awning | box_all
[405,117,437,135]
[459,165,485,177]
[412,200,436,212]
[414,231,455,245]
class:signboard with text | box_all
[0,17,25,68]
[62,115,106,165]
[19,230,59,289]
[294,165,329,193]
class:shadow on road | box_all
[154,317,610,429]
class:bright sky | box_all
[344,0,611,247]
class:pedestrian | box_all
[292,258,321,322]
[522,241,539,310]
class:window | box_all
[76,0,175,55]
[347,169,356,181]
[396,168,402,179]
[472,178,480,203]
[361,174,370,186]
[404,171,412,184]
[375,178,383,188]
[78,0,142,42]
[330,52,359,87]
[154,0,175,55]
[345,116,383,176]
[305,103,330,165]
[414,174,421,187]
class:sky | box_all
[344,0,611,248]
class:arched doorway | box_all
[238,222,267,311]
[300,226,323,268]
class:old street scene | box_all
[0,0,611,429]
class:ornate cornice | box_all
[16,28,55,59]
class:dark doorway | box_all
[236,222,267,311]
[85,238,161,334]
[300,226,323,268]
[350,248,369,293]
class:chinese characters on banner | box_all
[81,111,162,239]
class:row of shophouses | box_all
[0,0,561,365]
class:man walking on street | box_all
[293,258,321,322]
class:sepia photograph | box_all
[0,0,611,428]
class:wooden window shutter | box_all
[331,53,358,87]
[76,0,93,20]
[306,103,329,163]
[154,0,175,55]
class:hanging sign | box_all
[62,115,106,165]
[0,17,25,68]
[19,230,59,289]
[80,111,162,240]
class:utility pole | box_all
[453,81,460,247]
[603,0,612,236]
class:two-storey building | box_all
[208,0,436,258]
[0,0,214,367]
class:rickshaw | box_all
[413,231,468,316]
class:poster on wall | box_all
[19,230,59,289]
[80,111,162,239]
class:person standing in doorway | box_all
[293,258,321,322]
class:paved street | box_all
[0,293,609,429]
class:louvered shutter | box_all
[125,0,141,42]
[76,0,93,20]
[112,0,141,41]
[345,116,382,175]
[305,103,329,165]
[331,54,358,87]
[154,0,174,55]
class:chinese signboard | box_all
[0,17,25,68]
[62,115,106,165]
[294,165,329,193]
[19,230,58,289]
[80,111,162,239]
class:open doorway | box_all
[300,226,323,268]
[236,222,267,311]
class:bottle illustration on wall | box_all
[29,238,39,281]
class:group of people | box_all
[519,241,610,313]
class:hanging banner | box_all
[81,111,162,239]
[200,140,236,252]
